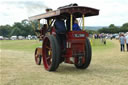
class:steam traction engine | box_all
[29,4,99,71]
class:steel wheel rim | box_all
[43,38,53,70]
[35,49,40,65]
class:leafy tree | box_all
[108,24,119,33]
[10,27,21,36]
[120,23,128,32]
[0,25,11,37]
[1,19,127,37]
[98,23,128,33]
[98,27,109,33]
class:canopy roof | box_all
[29,6,99,21]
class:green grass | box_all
[1,39,128,85]
[91,39,115,52]
[0,40,41,52]
[0,39,114,52]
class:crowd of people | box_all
[93,33,106,45]
[119,32,128,52]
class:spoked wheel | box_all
[35,48,42,65]
[75,37,92,69]
[43,35,60,71]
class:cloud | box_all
[1,1,48,15]
[0,0,48,25]
[1,1,48,8]
[0,0,128,26]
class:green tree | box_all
[21,19,36,36]
[0,25,11,37]
[108,24,119,33]
[120,23,128,32]
[98,24,120,33]
[98,27,109,33]
[10,27,21,36]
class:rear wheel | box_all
[42,35,60,71]
[75,37,92,69]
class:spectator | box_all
[119,34,125,52]
[125,32,128,52]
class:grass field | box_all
[0,39,128,85]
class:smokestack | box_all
[45,8,53,12]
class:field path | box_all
[0,40,128,85]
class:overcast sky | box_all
[0,0,128,26]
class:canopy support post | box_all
[38,19,40,29]
[82,14,85,30]
[70,14,73,31]
[31,21,38,36]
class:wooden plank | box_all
[29,10,60,21]
[28,6,99,21]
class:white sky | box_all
[0,0,128,26]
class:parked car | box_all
[31,35,37,40]
[10,36,17,40]
[0,36,4,40]
[115,35,119,40]
[26,35,31,40]
[4,37,9,40]
[18,36,25,40]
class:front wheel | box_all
[35,48,42,65]
[74,37,92,69]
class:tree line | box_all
[98,23,128,34]
[0,20,128,37]
[86,23,128,34]
[0,20,38,37]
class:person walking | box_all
[125,32,128,52]
[119,34,125,52]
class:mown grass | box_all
[0,40,41,52]
[0,39,128,85]
[0,39,113,52]
[91,39,115,52]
